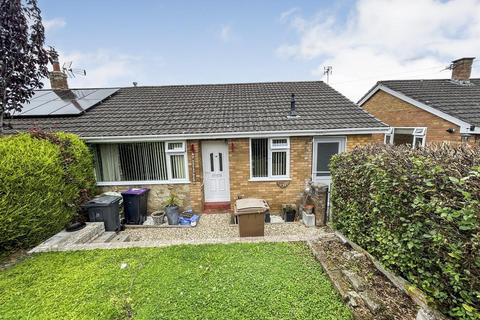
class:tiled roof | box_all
[376,78,480,127]
[9,81,386,138]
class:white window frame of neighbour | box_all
[94,141,189,186]
[312,137,346,181]
[249,137,290,181]
[384,127,427,149]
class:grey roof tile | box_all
[9,81,385,137]
[378,78,480,127]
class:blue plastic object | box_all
[179,214,200,225]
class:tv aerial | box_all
[62,61,87,78]
[323,66,333,83]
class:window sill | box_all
[248,178,292,182]
[96,180,190,186]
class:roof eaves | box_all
[360,83,475,134]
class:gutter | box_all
[83,127,390,143]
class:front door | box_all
[202,140,230,202]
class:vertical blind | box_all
[92,141,186,182]
[251,138,289,178]
[272,151,287,176]
[251,138,269,177]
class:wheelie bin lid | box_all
[83,195,122,208]
[121,188,150,196]
[234,198,269,215]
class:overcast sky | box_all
[40,0,480,101]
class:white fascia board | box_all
[83,127,390,143]
[358,84,478,134]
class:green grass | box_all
[0,243,351,320]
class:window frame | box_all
[93,140,189,186]
[249,137,290,181]
[384,127,427,149]
[312,136,346,181]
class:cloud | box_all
[277,0,480,100]
[279,7,300,22]
[43,18,66,32]
[43,49,165,88]
[219,24,232,42]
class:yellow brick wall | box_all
[227,135,374,212]
[98,135,375,214]
[362,90,462,143]
[346,134,374,151]
[228,137,312,212]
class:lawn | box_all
[0,242,351,320]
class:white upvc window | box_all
[91,141,189,185]
[250,137,290,180]
[165,141,188,181]
[385,127,427,149]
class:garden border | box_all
[332,230,448,320]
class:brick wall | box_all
[227,135,374,213]
[98,135,375,214]
[228,137,312,212]
[362,90,462,143]
[347,134,374,151]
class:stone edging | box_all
[333,231,448,320]
[29,234,326,253]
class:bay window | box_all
[250,138,290,179]
[91,141,188,185]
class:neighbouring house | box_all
[7,58,388,213]
[359,57,480,147]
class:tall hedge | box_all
[330,144,480,319]
[0,131,95,252]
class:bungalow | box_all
[8,58,388,213]
[359,57,480,146]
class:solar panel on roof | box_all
[15,88,119,117]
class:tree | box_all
[0,0,52,133]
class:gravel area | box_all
[125,213,326,241]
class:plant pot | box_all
[165,205,179,225]
[302,211,315,227]
[151,211,165,225]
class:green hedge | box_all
[0,131,95,253]
[330,144,480,319]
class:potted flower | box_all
[163,193,181,225]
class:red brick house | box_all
[359,57,480,146]
[8,59,387,213]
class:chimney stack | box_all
[451,57,475,82]
[49,56,69,90]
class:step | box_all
[91,231,117,243]
[109,233,130,243]
[203,202,231,213]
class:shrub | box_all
[0,131,95,253]
[330,143,480,319]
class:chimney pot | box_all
[451,57,475,82]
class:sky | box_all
[39,0,480,101]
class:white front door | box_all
[202,140,230,202]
